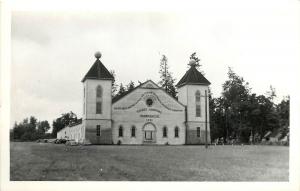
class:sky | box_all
[10,0,299,127]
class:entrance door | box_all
[145,131,154,140]
[143,123,156,143]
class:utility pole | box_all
[205,90,208,149]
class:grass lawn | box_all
[10,142,289,181]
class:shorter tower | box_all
[177,59,211,144]
[81,52,114,144]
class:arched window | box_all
[96,85,102,114]
[195,90,201,117]
[119,126,123,137]
[131,126,136,137]
[163,126,167,137]
[197,127,201,137]
[175,126,179,138]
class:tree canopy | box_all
[51,111,78,137]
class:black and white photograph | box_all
[1,0,299,190]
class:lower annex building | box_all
[57,52,211,145]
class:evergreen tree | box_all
[110,70,118,97]
[158,54,177,98]
[277,96,290,127]
[117,83,126,97]
[221,67,251,142]
[126,81,135,91]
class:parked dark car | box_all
[54,139,67,144]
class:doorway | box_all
[143,123,156,143]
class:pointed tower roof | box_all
[176,59,210,88]
[81,52,114,82]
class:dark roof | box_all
[176,66,210,88]
[81,59,114,82]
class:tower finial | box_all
[188,52,201,68]
[94,51,102,60]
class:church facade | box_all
[57,52,211,145]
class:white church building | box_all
[57,52,211,145]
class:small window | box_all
[119,126,123,137]
[163,126,167,137]
[175,126,179,138]
[197,127,200,137]
[131,126,136,137]
[96,125,100,136]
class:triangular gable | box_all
[112,80,185,109]
[140,80,160,89]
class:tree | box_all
[11,116,51,141]
[266,85,276,102]
[158,54,177,98]
[126,81,135,91]
[221,67,252,142]
[110,70,118,97]
[209,90,227,142]
[37,121,50,134]
[208,67,287,144]
[116,83,126,97]
[188,52,205,75]
[52,111,78,137]
[277,96,290,139]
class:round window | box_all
[146,98,153,107]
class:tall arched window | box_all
[163,126,167,137]
[175,126,179,138]
[119,126,123,137]
[131,126,136,137]
[96,125,101,136]
[195,90,201,117]
[96,85,102,114]
[197,127,201,137]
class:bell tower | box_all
[82,52,114,144]
[177,58,211,145]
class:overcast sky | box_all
[11,0,299,126]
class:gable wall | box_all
[112,87,186,145]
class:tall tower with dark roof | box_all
[81,52,114,144]
[176,58,211,144]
